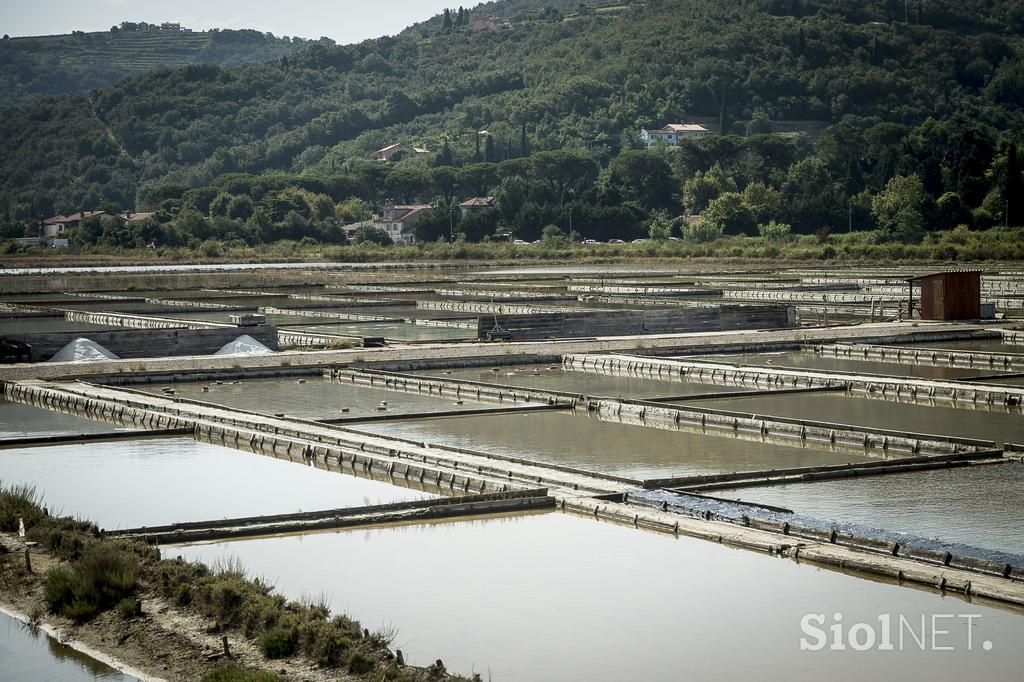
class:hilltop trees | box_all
[3,0,1024,246]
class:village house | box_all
[641,123,710,147]
[344,205,432,245]
[373,143,430,162]
[470,16,499,30]
[120,211,155,222]
[458,197,495,216]
[40,210,105,238]
[378,205,432,244]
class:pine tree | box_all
[474,131,481,162]
[442,9,453,32]
[520,122,528,157]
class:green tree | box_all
[354,225,392,245]
[606,150,675,210]
[647,210,673,240]
[872,174,927,241]
[702,192,756,235]
[227,194,254,221]
[681,164,736,215]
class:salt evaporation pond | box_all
[354,410,877,480]
[691,350,1001,381]
[137,376,501,420]
[712,462,1024,557]
[171,512,1024,681]
[0,438,430,529]
[691,392,1024,445]
[0,398,126,439]
[415,363,740,399]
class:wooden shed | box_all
[908,271,982,320]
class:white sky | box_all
[1,1,457,42]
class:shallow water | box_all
[918,339,1024,354]
[693,350,995,380]
[0,317,110,334]
[287,322,474,340]
[354,410,874,480]
[0,398,125,439]
[0,438,429,529]
[157,310,328,325]
[713,462,1024,557]
[0,611,136,681]
[690,392,1024,445]
[138,376,495,420]
[415,363,739,399]
[171,512,1024,681]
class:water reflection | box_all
[0,438,430,529]
[170,512,1024,681]
[354,410,873,480]
[713,462,1024,556]
[691,392,1024,444]
[0,611,136,681]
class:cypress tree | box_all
[1004,142,1022,226]
[520,122,528,157]
[442,9,452,32]
[484,134,495,163]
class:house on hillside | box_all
[470,16,499,30]
[641,123,710,147]
[120,211,155,222]
[374,143,430,162]
[40,210,105,238]
[458,197,495,216]
[160,22,182,31]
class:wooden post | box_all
[221,635,231,659]
[24,549,31,573]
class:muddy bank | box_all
[0,530,462,681]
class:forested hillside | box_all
[2,0,1023,249]
[0,23,324,111]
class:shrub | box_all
[44,544,139,622]
[681,219,723,243]
[757,220,792,241]
[201,664,281,682]
[0,483,44,532]
[116,597,141,619]
[346,646,375,674]
[260,626,297,659]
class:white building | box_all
[344,205,432,245]
[641,123,710,147]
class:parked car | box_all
[607,239,625,244]
[513,239,529,245]
[581,239,598,245]
[631,238,648,244]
